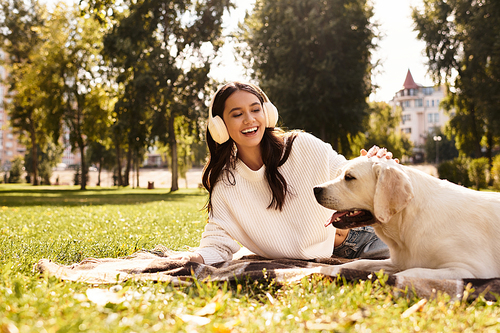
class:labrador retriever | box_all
[313,156,500,280]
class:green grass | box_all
[1,184,500,332]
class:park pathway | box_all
[49,164,437,189]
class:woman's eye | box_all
[345,174,356,181]
[252,108,261,112]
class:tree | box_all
[87,140,116,186]
[25,142,62,185]
[239,0,377,154]
[1,1,113,190]
[441,91,484,158]
[32,4,113,190]
[358,102,413,160]
[100,0,232,191]
[423,128,458,164]
[7,156,23,183]
[413,0,500,164]
[0,0,45,185]
[92,0,230,191]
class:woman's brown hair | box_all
[202,82,297,214]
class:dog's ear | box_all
[372,163,414,223]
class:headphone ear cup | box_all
[263,102,279,127]
[208,115,230,144]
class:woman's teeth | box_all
[242,127,258,134]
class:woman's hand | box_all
[168,252,205,264]
[360,145,399,163]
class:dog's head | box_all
[314,157,414,229]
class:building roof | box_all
[402,69,420,89]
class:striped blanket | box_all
[36,246,500,301]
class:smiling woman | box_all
[222,90,267,170]
[165,81,390,265]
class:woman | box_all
[172,82,390,264]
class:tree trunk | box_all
[29,125,39,186]
[79,141,87,190]
[97,156,102,186]
[135,153,140,188]
[470,107,483,158]
[124,147,132,187]
[169,115,179,192]
[114,135,123,186]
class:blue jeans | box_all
[333,226,390,259]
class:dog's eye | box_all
[345,174,356,181]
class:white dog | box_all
[314,156,500,280]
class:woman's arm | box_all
[167,221,240,264]
[194,220,241,264]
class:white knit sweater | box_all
[195,132,347,265]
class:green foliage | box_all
[354,102,412,160]
[87,141,116,186]
[0,1,114,189]
[24,142,63,185]
[423,128,458,164]
[101,0,231,190]
[1,186,500,332]
[73,167,81,186]
[239,0,377,154]
[441,87,485,159]
[0,0,47,185]
[413,0,500,159]
[7,157,24,183]
[438,156,492,190]
[468,157,490,191]
[437,156,472,187]
[48,4,113,190]
[491,155,500,190]
[175,116,194,187]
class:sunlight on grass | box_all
[1,184,500,332]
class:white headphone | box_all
[207,83,279,144]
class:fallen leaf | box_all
[195,302,218,316]
[0,322,19,333]
[402,299,427,318]
[177,314,211,326]
[86,288,124,306]
[305,321,339,330]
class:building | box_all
[391,69,451,162]
[0,49,26,172]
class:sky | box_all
[47,0,433,103]
[211,0,434,102]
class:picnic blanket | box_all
[36,246,500,301]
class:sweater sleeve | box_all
[194,218,241,265]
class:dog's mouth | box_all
[325,209,376,229]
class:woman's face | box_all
[222,90,266,151]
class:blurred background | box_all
[0,0,498,190]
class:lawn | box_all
[1,184,500,332]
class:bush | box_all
[437,157,472,187]
[74,166,81,186]
[39,160,53,185]
[491,155,500,190]
[468,157,489,190]
[8,157,24,183]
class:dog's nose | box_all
[313,187,323,197]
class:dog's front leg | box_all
[338,259,399,275]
